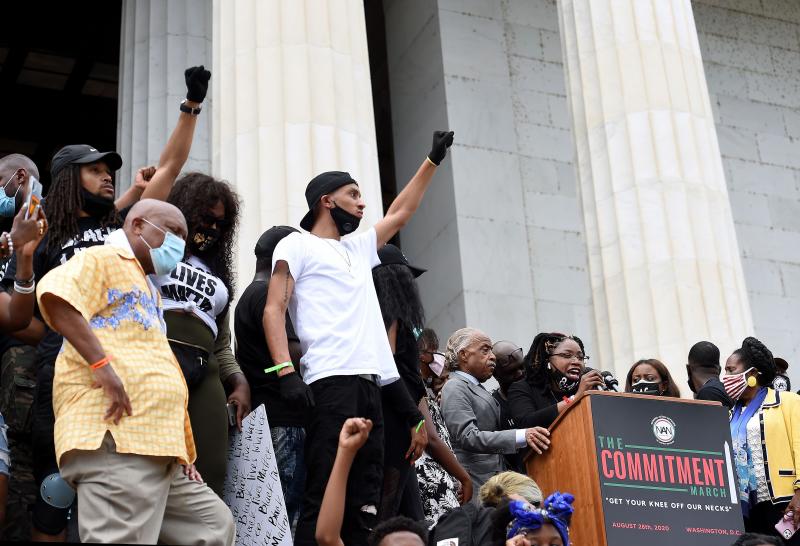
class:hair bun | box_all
[740,336,776,385]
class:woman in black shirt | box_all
[508,332,604,429]
[372,244,429,521]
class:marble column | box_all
[212,0,383,282]
[557,0,753,385]
[116,0,213,191]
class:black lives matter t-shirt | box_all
[150,256,229,337]
[1,211,127,367]
[234,279,307,427]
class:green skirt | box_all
[164,311,228,497]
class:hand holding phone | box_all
[776,511,798,540]
[226,403,237,428]
[23,176,42,219]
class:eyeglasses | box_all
[549,352,590,363]
[201,214,231,230]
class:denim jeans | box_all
[270,426,306,533]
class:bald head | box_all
[492,340,525,392]
[0,154,39,180]
[0,154,39,202]
[124,199,188,274]
[125,199,187,234]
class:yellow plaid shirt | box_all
[37,230,196,466]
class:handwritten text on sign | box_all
[223,404,292,546]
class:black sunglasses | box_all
[200,214,231,230]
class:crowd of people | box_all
[0,64,796,546]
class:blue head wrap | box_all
[507,492,575,545]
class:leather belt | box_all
[357,374,379,385]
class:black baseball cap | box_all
[254,225,299,265]
[51,144,123,177]
[377,243,427,278]
[299,171,358,231]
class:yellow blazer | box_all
[759,388,800,502]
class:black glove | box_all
[427,130,455,165]
[279,372,315,409]
[184,65,211,103]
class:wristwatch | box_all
[179,99,202,115]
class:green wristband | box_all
[415,419,425,433]
[264,361,293,374]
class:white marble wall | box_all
[212,0,384,290]
[694,0,800,386]
[384,0,592,353]
[117,0,213,190]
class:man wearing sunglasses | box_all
[491,341,526,472]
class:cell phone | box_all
[775,511,798,540]
[226,403,237,427]
[23,176,42,219]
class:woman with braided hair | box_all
[507,332,604,430]
[723,336,800,543]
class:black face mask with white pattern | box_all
[549,366,579,396]
[631,379,663,396]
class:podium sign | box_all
[527,392,745,545]
[592,394,743,545]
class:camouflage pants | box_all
[0,345,37,541]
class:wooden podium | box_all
[525,391,743,546]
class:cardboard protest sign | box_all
[223,405,292,546]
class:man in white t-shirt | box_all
[265,130,454,546]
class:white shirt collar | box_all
[454,370,480,386]
[104,228,134,253]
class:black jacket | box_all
[696,377,733,409]
[507,380,560,429]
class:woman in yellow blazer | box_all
[723,337,800,544]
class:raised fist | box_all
[428,130,455,165]
[184,65,211,103]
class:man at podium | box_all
[440,328,550,493]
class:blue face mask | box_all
[0,173,21,217]
[139,218,185,275]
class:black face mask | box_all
[80,188,115,218]
[191,226,220,254]
[631,380,663,396]
[549,366,579,396]
[330,201,361,236]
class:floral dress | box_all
[415,387,461,527]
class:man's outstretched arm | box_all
[374,130,453,247]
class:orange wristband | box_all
[90,356,111,370]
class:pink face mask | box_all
[429,352,446,376]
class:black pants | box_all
[745,500,800,544]
[295,375,384,546]
[378,392,424,521]
[31,364,71,535]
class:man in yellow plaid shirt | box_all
[36,199,234,545]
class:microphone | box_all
[582,367,619,391]
[600,371,619,392]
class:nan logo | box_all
[651,416,676,445]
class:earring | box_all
[746,375,758,388]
